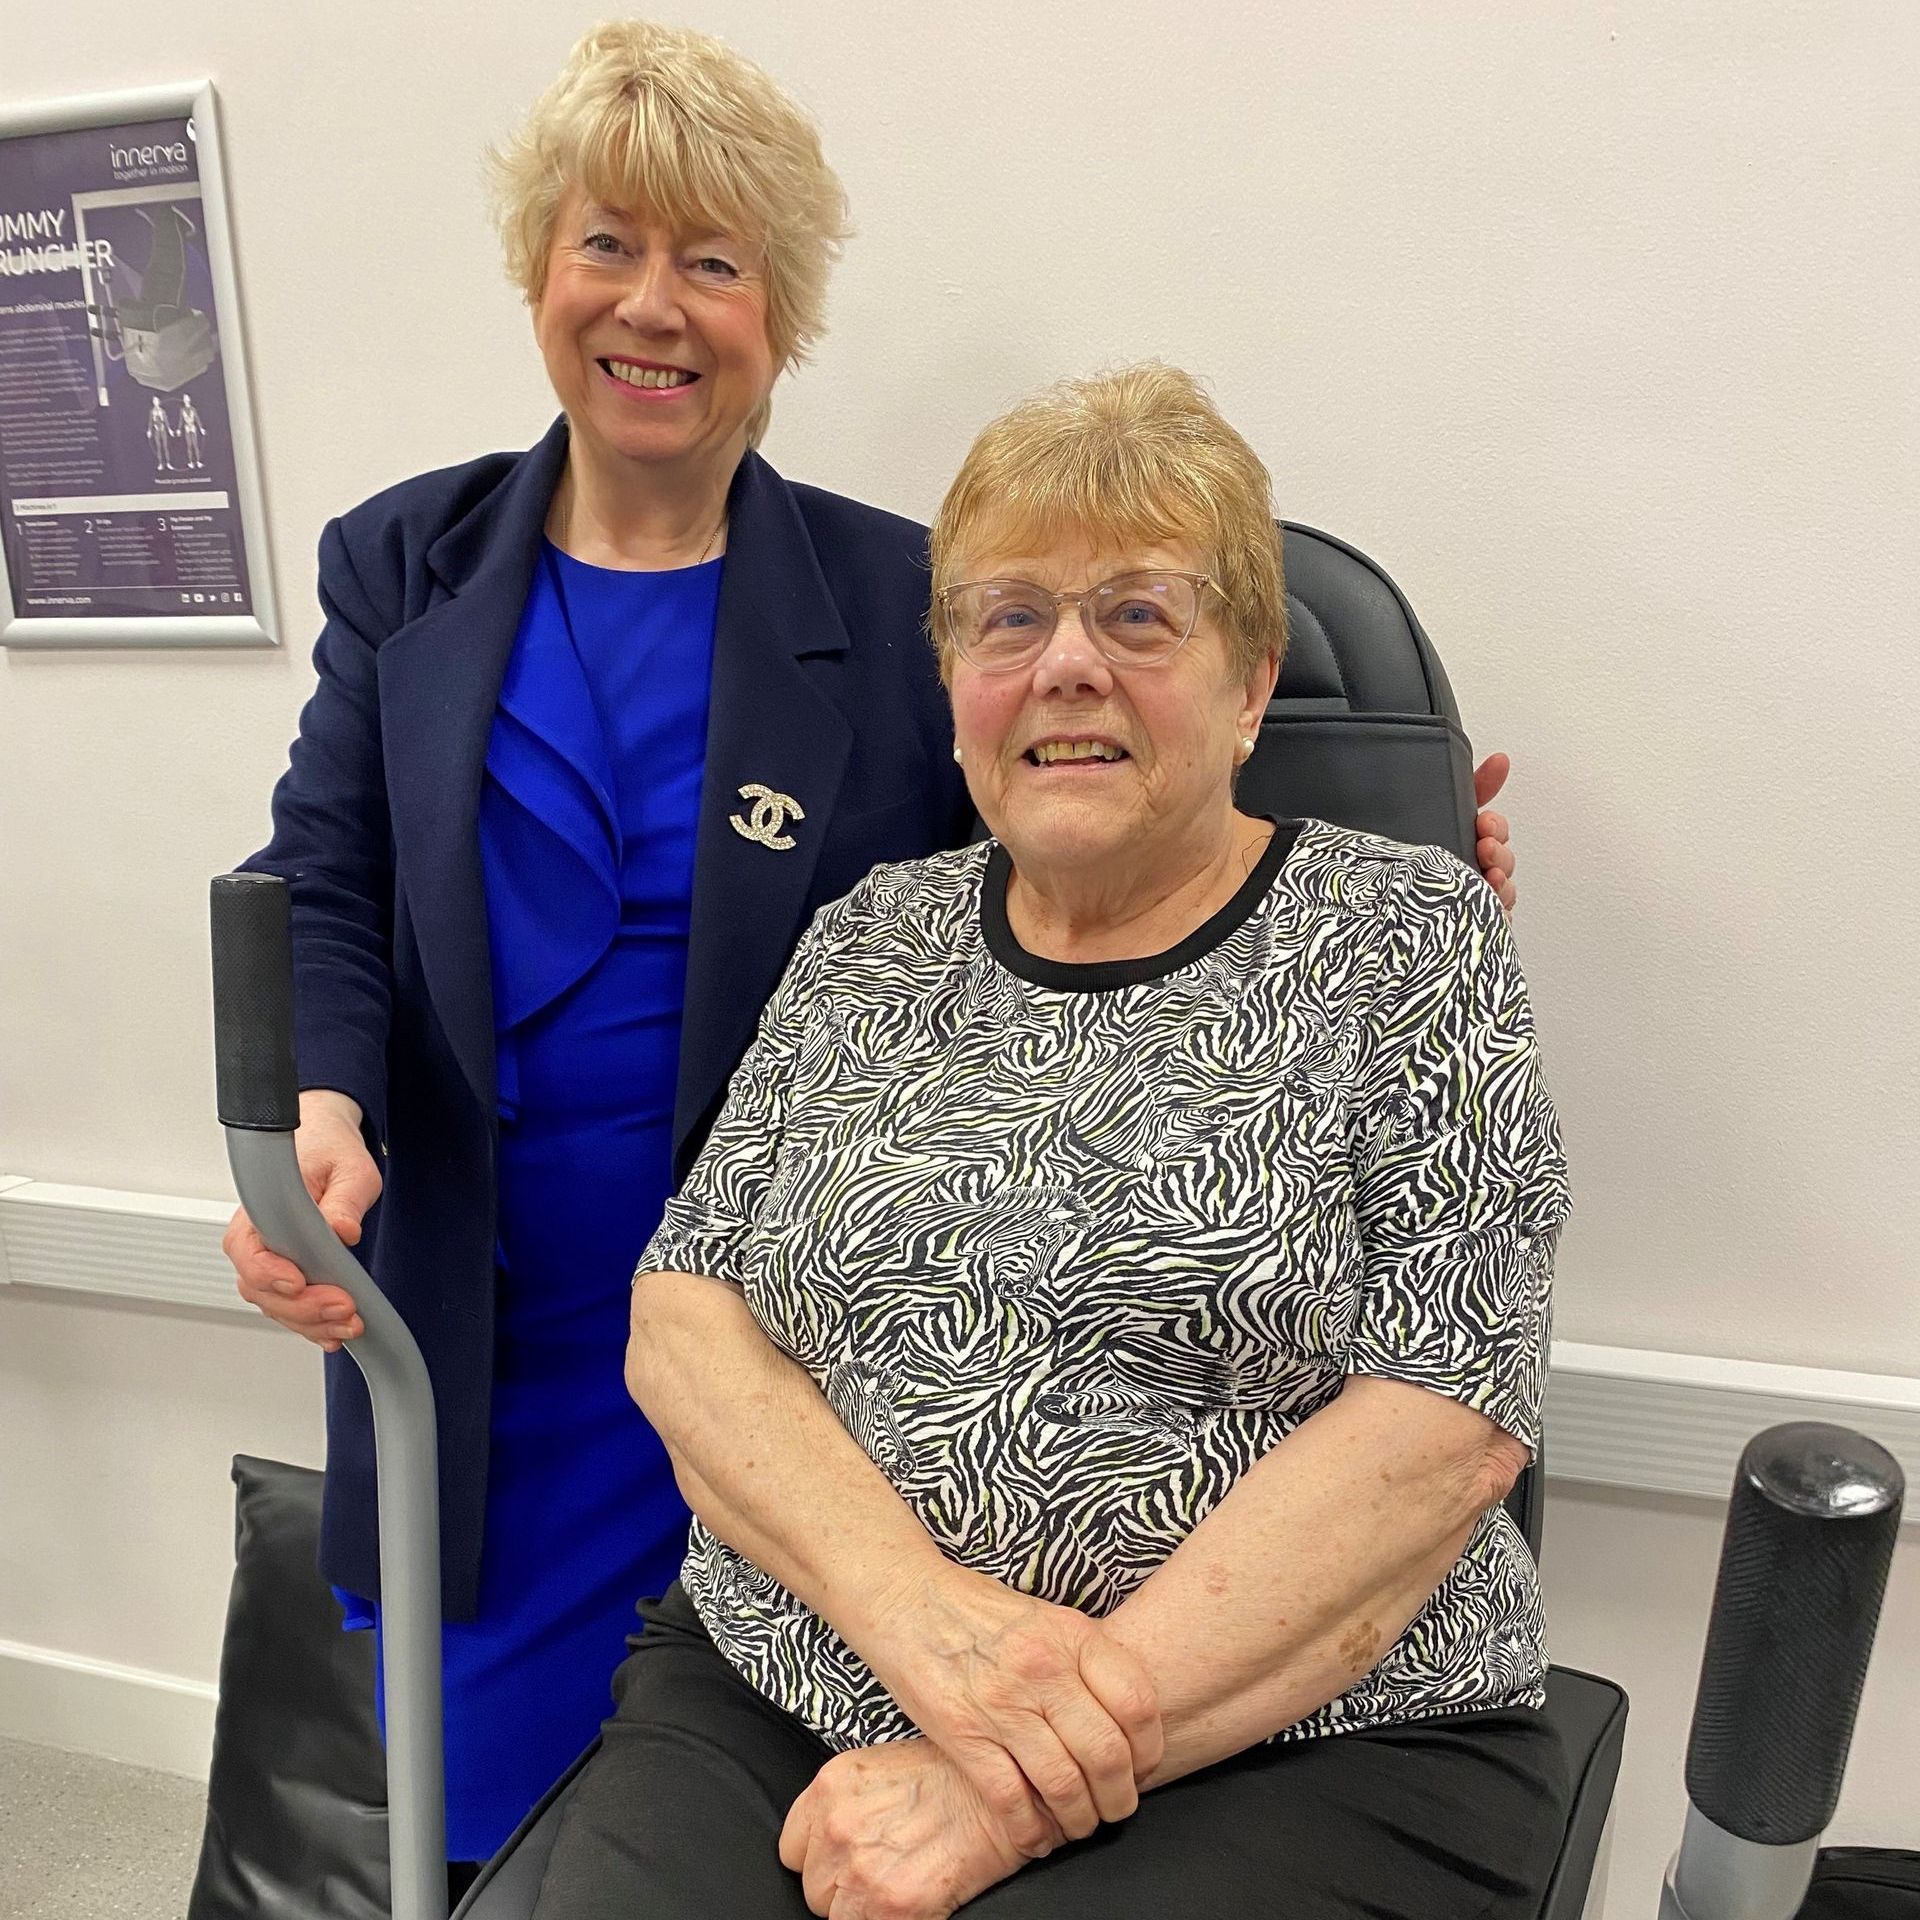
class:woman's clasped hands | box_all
[780,1740,1027,1920]
[781,1563,1164,1918]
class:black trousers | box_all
[532,1585,1570,1919]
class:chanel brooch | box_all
[730,782,805,851]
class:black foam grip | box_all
[1685,1422,1904,1844]
[210,874,300,1132]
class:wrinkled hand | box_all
[859,1565,1162,1857]
[780,1738,1032,1920]
[1473,753,1517,917]
[223,1089,381,1351]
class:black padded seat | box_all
[459,1748,588,1917]
[1539,1668,1630,1920]
[461,1678,1629,1920]
[1275,520,1461,713]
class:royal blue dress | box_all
[348,541,721,1861]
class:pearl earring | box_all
[1240,735,1257,761]
[952,746,963,764]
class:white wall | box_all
[2,1,1915,1912]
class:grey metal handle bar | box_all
[1659,1421,1903,1920]
[211,872,447,1920]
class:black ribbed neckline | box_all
[981,817,1303,993]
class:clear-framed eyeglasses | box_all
[938,570,1217,674]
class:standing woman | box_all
[222,19,1521,1878]
[225,23,969,1870]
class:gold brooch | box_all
[729,782,805,851]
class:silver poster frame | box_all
[0,81,278,648]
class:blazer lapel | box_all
[378,417,570,1114]
[674,451,854,1171]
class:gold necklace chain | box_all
[555,473,726,569]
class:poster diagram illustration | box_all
[143,390,210,472]
[0,94,272,642]
[86,198,219,394]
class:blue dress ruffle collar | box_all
[479,550,623,1112]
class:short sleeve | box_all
[637,901,839,1288]
[1344,850,1572,1449]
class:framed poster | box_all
[0,82,276,647]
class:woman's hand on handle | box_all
[224,1089,382,1350]
[857,1563,1164,1854]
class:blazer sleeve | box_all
[239,516,397,1149]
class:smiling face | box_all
[533,187,777,482]
[949,534,1278,883]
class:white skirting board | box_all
[5,1174,1917,1510]
[0,1637,216,1779]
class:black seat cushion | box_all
[1538,1667,1630,1920]
[187,1456,390,1920]
[1797,1850,1920,1917]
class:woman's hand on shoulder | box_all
[223,1090,382,1351]
[854,1563,1162,1856]
[780,1738,1031,1920]
[1474,753,1517,916]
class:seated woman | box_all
[534,364,1572,1920]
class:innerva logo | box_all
[729,782,805,851]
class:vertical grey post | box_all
[1658,1421,1904,1920]
[211,874,448,1920]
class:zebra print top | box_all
[640,816,1572,1753]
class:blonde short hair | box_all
[489,21,851,408]
[929,363,1288,682]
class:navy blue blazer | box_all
[244,418,973,1616]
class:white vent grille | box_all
[0,1178,238,1313]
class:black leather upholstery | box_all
[1274,521,1464,722]
[1539,1669,1631,1920]
[1246,522,1476,860]
[1243,712,1478,862]
[187,1458,390,1920]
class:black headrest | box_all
[1240,522,1476,864]
[1273,523,1462,722]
